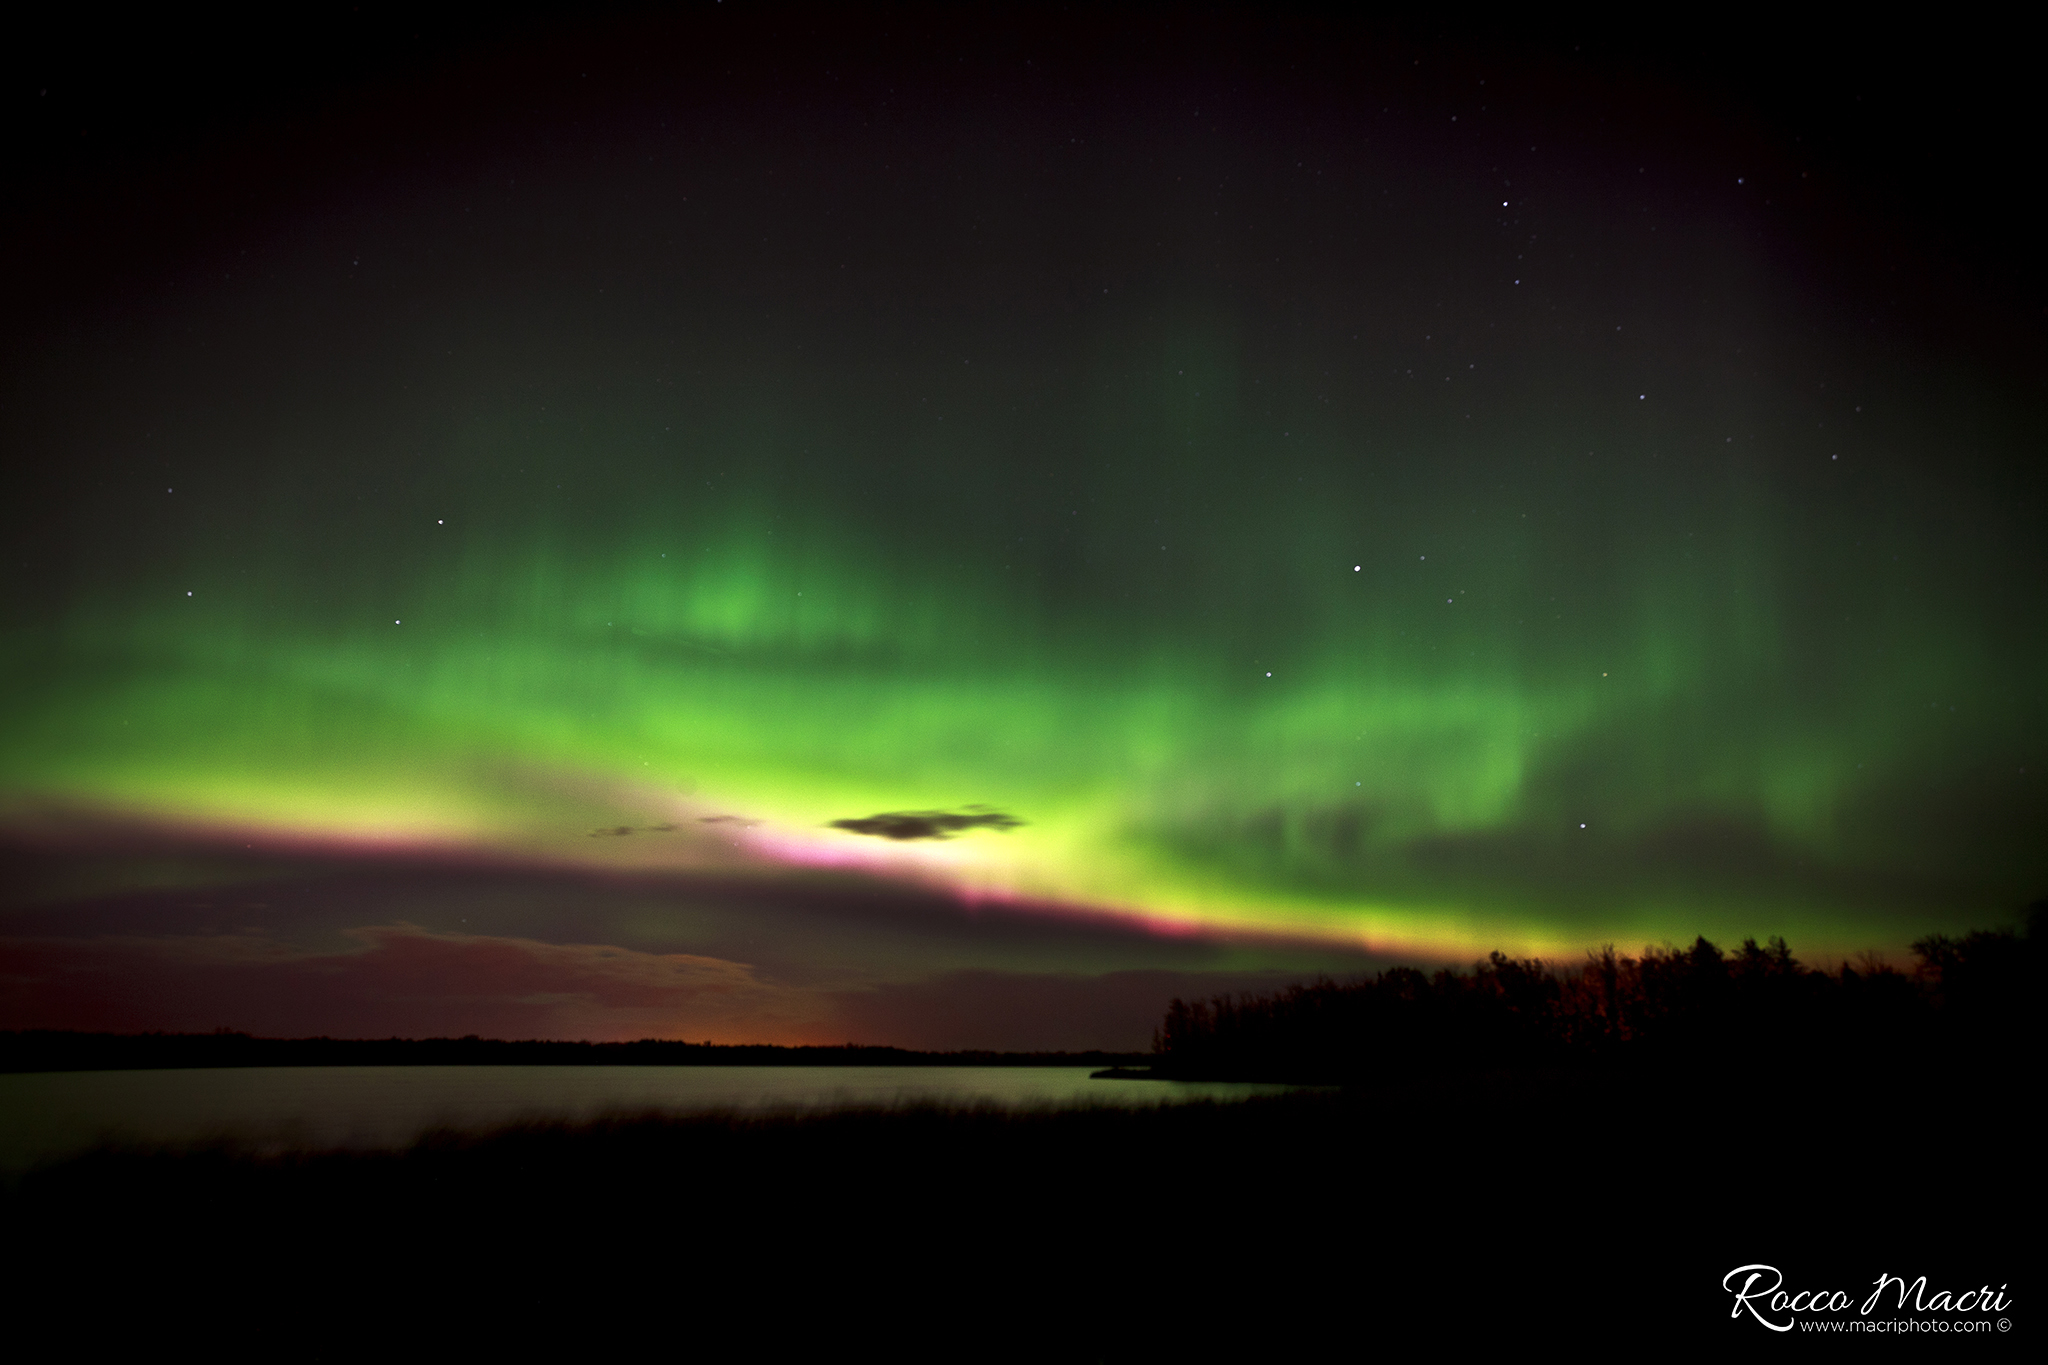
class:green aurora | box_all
[3,16,2042,1042]
[10,323,2039,957]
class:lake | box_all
[0,1066,1297,1172]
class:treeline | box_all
[1152,909,2041,1082]
[0,1032,1146,1075]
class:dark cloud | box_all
[0,823,1383,979]
[0,822,1404,1041]
[0,924,810,1042]
[830,809,1024,841]
[0,924,1354,1052]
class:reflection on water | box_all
[0,1066,1297,1171]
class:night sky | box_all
[3,8,2041,1046]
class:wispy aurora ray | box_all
[8,346,2036,958]
[2,23,2041,974]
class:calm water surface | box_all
[0,1067,1296,1171]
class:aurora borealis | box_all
[3,9,2041,1046]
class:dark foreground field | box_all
[3,1072,2025,1349]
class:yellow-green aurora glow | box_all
[9,342,2039,959]
[2,17,2042,1042]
